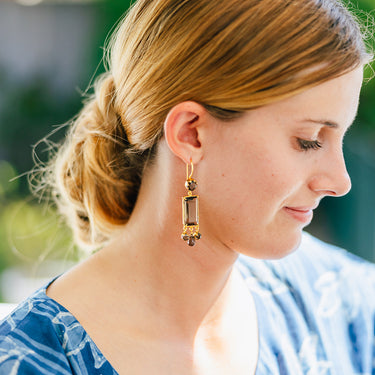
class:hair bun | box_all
[52,73,143,250]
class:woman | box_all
[0,0,374,373]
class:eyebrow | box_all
[301,119,339,128]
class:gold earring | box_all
[181,159,201,246]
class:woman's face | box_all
[200,67,363,259]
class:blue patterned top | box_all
[1,232,375,374]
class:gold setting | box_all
[181,160,201,246]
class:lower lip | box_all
[283,207,313,224]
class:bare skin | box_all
[47,67,363,374]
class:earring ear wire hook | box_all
[186,158,194,181]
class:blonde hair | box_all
[44,0,372,250]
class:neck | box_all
[104,217,239,341]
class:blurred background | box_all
[0,0,374,304]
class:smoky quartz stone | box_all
[182,195,199,225]
[188,237,196,246]
[185,179,197,191]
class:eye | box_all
[297,138,322,151]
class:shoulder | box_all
[236,231,375,318]
[0,284,74,374]
[236,232,375,373]
[288,232,375,293]
[237,231,375,285]
[0,280,118,375]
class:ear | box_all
[164,101,208,164]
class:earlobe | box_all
[164,101,206,164]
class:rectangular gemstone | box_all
[182,195,199,225]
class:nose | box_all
[308,149,352,197]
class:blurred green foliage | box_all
[353,0,375,131]
[0,0,131,296]
[0,0,374,297]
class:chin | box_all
[270,230,303,259]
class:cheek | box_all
[227,148,294,203]
[203,144,294,221]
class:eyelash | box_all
[297,138,322,151]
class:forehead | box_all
[262,68,363,129]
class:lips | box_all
[283,206,315,224]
